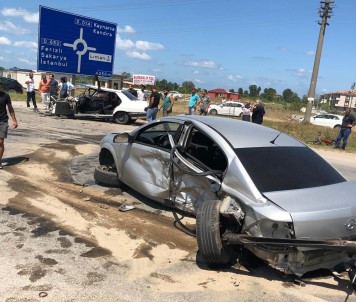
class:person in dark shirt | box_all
[334,107,356,150]
[128,84,138,98]
[0,88,18,169]
[147,86,161,123]
[49,74,59,98]
[251,100,265,124]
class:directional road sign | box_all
[38,6,117,77]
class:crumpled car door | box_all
[167,127,224,214]
[120,142,171,202]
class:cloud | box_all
[116,35,134,50]
[306,50,314,56]
[183,60,219,69]
[126,51,151,60]
[0,36,11,45]
[117,25,136,34]
[0,21,30,35]
[19,58,36,66]
[295,68,307,77]
[227,74,242,82]
[135,41,164,51]
[194,79,203,84]
[0,56,3,61]
[13,41,37,48]
[1,7,38,23]
[151,68,161,72]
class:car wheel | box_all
[209,109,217,115]
[114,112,130,124]
[196,200,233,265]
[94,165,121,186]
[333,125,341,129]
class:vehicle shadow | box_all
[1,156,29,167]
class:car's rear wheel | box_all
[114,112,130,124]
[196,200,233,265]
[209,109,217,115]
[94,165,121,186]
[333,125,341,129]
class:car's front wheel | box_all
[114,112,130,124]
[196,200,233,265]
[94,165,121,186]
[209,109,217,115]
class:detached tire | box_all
[94,165,121,186]
[114,112,130,124]
[196,200,233,265]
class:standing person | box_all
[137,85,147,101]
[38,74,50,110]
[66,78,75,96]
[128,84,138,98]
[198,89,210,116]
[251,99,265,124]
[0,87,18,169]
[59,77,68,98]
[241,101,251,122]
[159,89,174,117]
[333,107,356,151]
[188,88,200,115]
[49,74,59,99]
[25,72,37,110]
[146,86,160,123]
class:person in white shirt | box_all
[137,85,147,102]
[25,72,38,110]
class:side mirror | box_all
[113,133,132,143]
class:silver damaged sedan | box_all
[94,115,356,278]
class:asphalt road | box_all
[1,102,356,302]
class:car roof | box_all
[84,84,124,93]
[161,115,304,148]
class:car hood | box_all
[264,181,356,240]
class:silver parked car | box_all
[94,115,356,279]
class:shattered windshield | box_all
[235,146,346,192]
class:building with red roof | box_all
[208,88,240,101]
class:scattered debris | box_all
[39,291,48,298]
[83,197,91,201]
[119,204,135,212]
[294,279,306,287]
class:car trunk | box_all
[264,181,356,240]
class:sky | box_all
[0,0,355,97]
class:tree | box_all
[282,89,294,102]
[229,88,235,92]
[249,84,259,97]
[261,88,277,101]
[243,90,249,95]
[238,88,243,95]
[121,72,131,78]
[283,89,301,103]
[182,81,195,92]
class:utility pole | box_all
[303,0,333,124]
